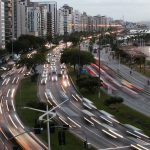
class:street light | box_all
[98,35,102,98]
[24,98,69,150]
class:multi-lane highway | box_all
[38,44,150,150]
[0,43,150,150]
[91,48,150,117]
[0,67,47,150]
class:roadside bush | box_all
[76,76,99,93]
[104,96,124,106]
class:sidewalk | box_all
[94,48,150,94]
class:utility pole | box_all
[47,105,51,150]
[98,35,101,98]
[24,99,69,150]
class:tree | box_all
[18,52,46,69]
[46,34,53,43]
[0,49,7,57]
[134,55,146,72]
[61,48,95,71]
[104,96,124,107]
[6,35,46,54]
[76,76,100,93]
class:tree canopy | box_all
[61,48,95,68]
[76,76,100,93]
[104,96,124,106]
[6,35,46,54]
[18,52,46,69]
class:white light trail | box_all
[11,99,16,111]
[102,129,117,139]
[9,115,18,129]
[84,117,94,126]
[59,117,72,128]
[2,79,6,85]
[6,100,9,111]
[72,94,78,101]
[5,78,10,85]
[6,89,11,97]
[67,117,81,128]
[11,88,15,98]
[12,77,16,84]
[15,114,24,129]
[0,128,8,140]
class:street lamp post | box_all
[24,98,69,150]
[46,105,51,150]
[98,35,101,98]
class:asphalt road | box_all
[0,67,48,150]
[38,45,150,150]
[0,43,149,150]
[92,48,150,117]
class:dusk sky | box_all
[32,0,150,22]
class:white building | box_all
[27,6,41,36]
[73,10,81,32]
[15,0,27,38]
[37,1,57,37]
[58,4,73,35]
[80,12,88,32]
[57,8,64,35]
[40,5,47,37]
[0,0,5,49]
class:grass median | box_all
[15,77,95,150]
[68,66,150,136]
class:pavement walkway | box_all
[94,48,150,94]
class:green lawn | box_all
[68,66,150,136]
[15,77,95,150]
[0,70,6,76]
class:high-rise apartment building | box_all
[0,0,5,49]
[57,8,64,35]
[4,0,13,43]
[27,6,41,36]
[5,0,27,43]
[80,12,88,32]
[40,5,47,37]
[73,10,81,32]
[15,0,27,38]
[46,2,57,37]
[36,1,57,37]
[58,4,73,35]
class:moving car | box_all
[51,71,58,81]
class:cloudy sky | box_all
[33,0,150,22]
